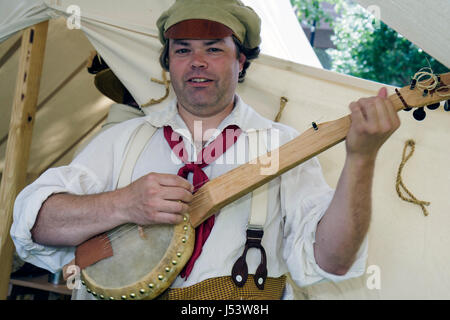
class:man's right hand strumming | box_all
[114,172,194,226]
[31,172,194,247]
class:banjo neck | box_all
[188,115,350,228]
[188,73,450,228]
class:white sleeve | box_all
[281,157,368,288]
[10,164,104,273]
[10,122,124,273]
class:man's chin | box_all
[185,101,217,114]
[184,96,219,110]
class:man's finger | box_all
[151,173,194,192]
[377,87,388,98]
[349,102,367,129]
[373,97,392,132]
[383,96,401,129]
[152,212,185,225]
[362,99,380,132]
[160,186,194,203]
[154,199,190,214]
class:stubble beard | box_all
[174,79,236,117]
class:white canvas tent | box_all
[0,0,449,300]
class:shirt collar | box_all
[142,94,273,135]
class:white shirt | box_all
[11,96,368,299]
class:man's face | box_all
[168,36,246,117]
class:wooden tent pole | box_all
[0,20,49,300]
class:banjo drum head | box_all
[81,219,194,300]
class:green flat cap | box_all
[156,0,261,49]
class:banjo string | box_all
[100,224,136,241]
[99,224,138,247]
[100,225,141,252]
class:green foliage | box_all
[290,0,449,87]
[290,0,340,29]
[326,1,449,87]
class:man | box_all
[11,0,400,300]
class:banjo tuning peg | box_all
[427,103,441,110]
[444,100,450,112]
[413,107,426,121]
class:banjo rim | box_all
[80,217,195,300]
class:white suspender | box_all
[247,129,270,229]
[116,122,157,189]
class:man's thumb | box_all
[378,87,388,98]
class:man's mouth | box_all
[188,77,213,83]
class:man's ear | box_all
[238,52,246,72]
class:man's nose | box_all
[191,51,208,69]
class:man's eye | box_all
[208,47,223,53]
[175,48,190,54]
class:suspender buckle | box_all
[231,226,267,290]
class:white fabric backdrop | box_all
[0,0,54,42]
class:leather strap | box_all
[75,233,113,270]
[231,228,267,290]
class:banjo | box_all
[76,71,450,300]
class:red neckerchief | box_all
[164,124,241,278]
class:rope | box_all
[413,67,439,91]
[274,97,288,122]
[141,70,171,107]
[412,68,450,97]
[395,139,430,216]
